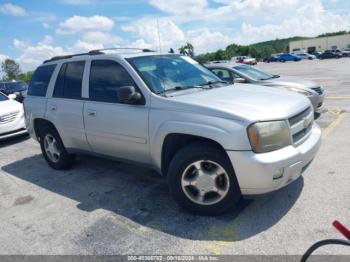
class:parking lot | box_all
[0,59,350,256]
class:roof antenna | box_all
[156,18,162,53]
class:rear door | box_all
[46,61,90,151]
[84,59,150,164]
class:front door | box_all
[84,59,150,164]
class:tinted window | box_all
[5,81,27,92]
[89,60,135,103]
[0,92,8,101]
[28,64,56,96]
[53,61,84,99]
[53,64,66,97]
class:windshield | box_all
[0,92,8,101]
[4,81,27,92]
[233,65,275,81]
[127,55,222,94]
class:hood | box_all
[157,84,310,123]
[0,99,23,116]
[261,76,319,89]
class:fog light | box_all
[273,168,284,180]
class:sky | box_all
[0,0,350,71]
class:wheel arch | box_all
[33,118,59,141]
[160,133,230,176]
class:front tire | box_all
[39,125,75,170]
[167,143,241,215]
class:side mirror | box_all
[8,94,17,100]
[234,77,246,83]
[117,86,142,104]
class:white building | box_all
[289,34,350,53]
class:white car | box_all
[293,52,316,60]
[0,92,27,140]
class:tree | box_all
[18,71,34,84]
[178,42,194,58]
[1,59,21,80]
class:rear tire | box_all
[167,143,241,215]
[39,125,75,170]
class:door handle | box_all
[50,105,57,111]
[87,109,97,116]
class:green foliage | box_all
[179,42,195,58]
[1,59,22,81]
[317,31,349,38]
[18,71,34,84]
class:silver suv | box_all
[24,49,321,215]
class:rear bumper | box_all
[227,123,321,195]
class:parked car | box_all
[205,62,325,113]
[24,49,321,215]
[0,80,28,102]
[341,49,350,57]
[0,92,27,140]
[231,56,257,65]
[293,52,316,60]
[319,50,342,59]
[263,55,279,63]
[278,53,301,62]
[308,51,322,59]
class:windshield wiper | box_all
[260,75,280,80]
[157,85,203,95]
[200,80,229,88]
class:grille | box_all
[311,86,323,95]
[0,111,19,124]
[288,107,313,144]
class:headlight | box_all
[286,87,313,96]
[247,121,291,153]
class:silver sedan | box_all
[205,62,325,113]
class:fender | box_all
[150,118,250,171]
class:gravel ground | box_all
[0,58,349,257]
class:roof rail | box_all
[43,52,92,64]
[43,48,155,64]
[88,48,156,54]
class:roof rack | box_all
[89,48,156,54]
[43,48,155,64]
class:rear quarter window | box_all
[28,64,56,96]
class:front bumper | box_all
[227,123,321,195]
[0,113,27,141]
[308,93,325,113]
[315,93,325,112]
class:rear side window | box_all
[28,64,56,96]
[53,61,85,99]
[89,60,135,103]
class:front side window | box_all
[89,60,135,103]
[53,61,85,99]
[28,64,56,96]
[233,65,274,81]
[127,55,221,94]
